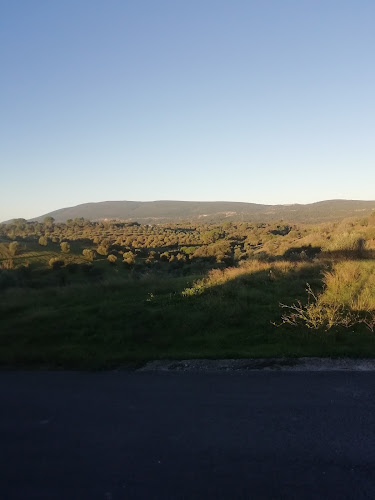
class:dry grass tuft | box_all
[278,261,375,331]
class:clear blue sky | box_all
[1,0,374,221]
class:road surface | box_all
[1,371,375,499]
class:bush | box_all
[97,245,109,256]
[107,254,117,264]
[38,236,48,246]
[82,249,96,261]
[123,251,135,265]
[60,242,70,253]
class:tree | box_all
[44,216,55,227]
[201,229,222,244]
[38,236,48,246]
[177,253,186,262]
[8,241,19,256]
[82,249,96,261]
[60,242,70,253]
[123,251,135,265]
[13,218,27,229]
[107,254,117,265]
[97,245,109,256]
[234,246,243,261]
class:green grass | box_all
[2,260,375,368]
[0,241,91,269]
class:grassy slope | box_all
[2,260,375,368]
[0,241,90,267]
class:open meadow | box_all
[2,215,375,368]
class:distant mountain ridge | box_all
[24,199,375,224]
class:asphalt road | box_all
[1,371,375,500]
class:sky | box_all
[1,0,375,221]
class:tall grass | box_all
[182,260,298,296]
[279,261,375,331]
[322,232,367,256]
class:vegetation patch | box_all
[279,261,375,331]
[1,214,375,368]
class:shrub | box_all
[107,254,117,264]
[60,241,70,253]
[82,249,96,261]
[176,253,186,262]
[38,236,48,246]
[97,245,109,256]
[180,246,199,255]
[123,251,135,265]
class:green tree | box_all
[60,242,70,253]
[177,253,186,262]
[97,245,109,256]
[44,216,55,228]
[201,229,222,244]
[123,251,135,265]
[82,249,96,261]
[107,254,117,264]
[13,218,27,229]
[38,236,48,246]
[234,246,243,261]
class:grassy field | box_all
[2,258,375,368]
[2,219,375,368]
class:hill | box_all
[27,199,375,224]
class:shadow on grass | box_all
[1,259,375,368]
